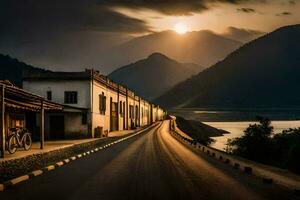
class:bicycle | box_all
[7,127,32,154]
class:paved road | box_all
[1,120,298,200]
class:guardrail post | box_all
[234,163,240,169]
[244,166,252,174]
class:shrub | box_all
[228,117,273,163]
[228,117,300,175]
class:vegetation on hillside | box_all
[0,54,48,87]
[155,24,300,108]
[227,117,300,175]
[175,116,228,145]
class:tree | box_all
[227,116,273,162]
[227,117,300,175]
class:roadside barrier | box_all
[0,122,160,192]
[169,119,300,192]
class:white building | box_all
[23,69,165,139]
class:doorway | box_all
[110,98,118,131]
[49,115,65,139]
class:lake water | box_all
[169,108,300,151]
[205,121,300,151]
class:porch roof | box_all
[1,81,63,111]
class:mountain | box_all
[221,27,265,43]
[101,30,242,73]
[155,24,300,109]
[108,53,204,100]
[0,54,48,87]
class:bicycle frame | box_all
[9,128,27,147]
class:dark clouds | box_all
[237,7,256,13]
[0,0,151,37]
[0,0,266,48]
[101,0,208,15]
[0,0,270,41]
[101,0,258,15]
[289,0,296,5]
[0,0,152,67]
[276,12,292,16]
[0,0,294,72]
[0,0,148,71]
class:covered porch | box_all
[0,81,63,158]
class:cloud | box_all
[0,0,270,42]
[289,0,296,5]
[0,0,265,48]
[0,0,292,72]
[100,0,208,16]
[101,0,263,16]
[0,0,151,39]
[237,7,256,13]
[0,0,151,71]
[276,11,292,16]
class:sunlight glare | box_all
[174,23,187,35]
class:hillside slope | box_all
[109,53,203,100]
[155,24,300,108]
[0,54,48,87]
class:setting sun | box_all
[174,23,187,34]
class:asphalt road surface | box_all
[1,120,298,200]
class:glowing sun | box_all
[174,23,187,34]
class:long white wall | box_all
[23,80,91,108]
[23,76,166,138]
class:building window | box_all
[82,113,87,125]
[47,91,52,101]
[64,91,77,104]
[99,92,106,115]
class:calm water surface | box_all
[205,121,300,151]
[169,108,300,151]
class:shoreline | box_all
[206,120,300,151]
[168,108,300,122]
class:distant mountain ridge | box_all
[101,30,242,72]
[155,24,300,108]
[221,27,265,43]
[109,53,204,100]
[0,54,49,87]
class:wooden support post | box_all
[126,88,128,130]
[117,86,119,131]
[40,100,44,149]
[0,85,5,158]
[109,97,112,132]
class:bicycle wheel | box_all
[23,133,32,151]
[8,135,18,154]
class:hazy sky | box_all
[0,0,299,72]
[116,0,300,34]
